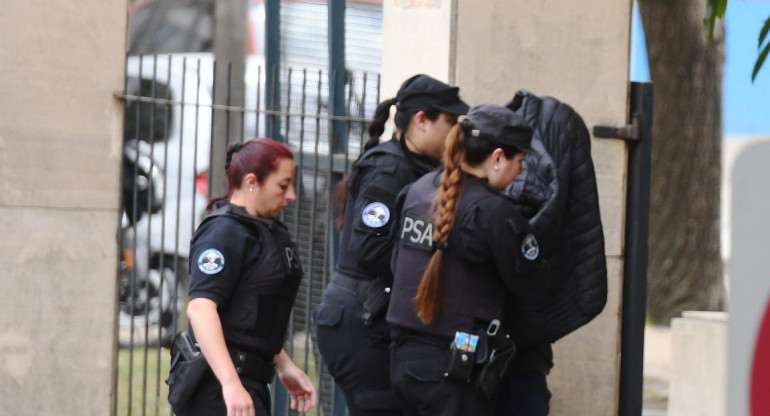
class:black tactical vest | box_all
[387,172,507,339]
[197,205,304,355]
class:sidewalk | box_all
[642,325,671,416]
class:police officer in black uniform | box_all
[387,105,547,416]
[314,75,469,416]
[173,138,316,416]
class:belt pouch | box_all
[474,333,516,399]
[167,330,209,408]
[443,332,477,383]
[362,278,390,323]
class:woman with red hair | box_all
[172,138,316,416]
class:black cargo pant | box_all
[172,371,271,416]
[314,283,402,416]
[390,337,495,416]
[495,368,551,416]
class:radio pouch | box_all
[474,328,516,400]
[166,330,209,409]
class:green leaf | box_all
[715,0,727,17]
[704,0,728,46]
[759,18,770,48]
[752,41,770,82]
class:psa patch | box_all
[361,202,390,228]
[197,248,225,275]
[521,233,540,261]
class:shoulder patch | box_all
[197,248,225,275]
[521,233,540,261]
[361,202,391,228]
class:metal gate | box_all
[115,1,383,415]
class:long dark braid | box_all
[414,124,465,325]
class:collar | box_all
[430,169,493,192]
[210,200,281,230]
[395,134,440,174]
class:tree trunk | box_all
[638,0,725,324]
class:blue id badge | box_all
[453,331,479,353]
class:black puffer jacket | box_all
[503,90,607,344]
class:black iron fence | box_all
[115,53,380,415]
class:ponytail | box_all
[366,97,398,151]
[206,142,244,210]
[334,97,398,230]
[414,124,465,325]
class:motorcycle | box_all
[119,139,188,348]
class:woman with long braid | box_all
[387,105,547,415]
[314,74,468,416]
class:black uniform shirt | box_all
[189,208,261,305]
[336,138,438,283]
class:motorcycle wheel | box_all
[118,255,188,348]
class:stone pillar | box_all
[669,311,727,416]
[0,1,127,415]
[382,1,632,414]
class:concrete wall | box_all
[382,1,632,414]
[381,0,455,100]
[669,311,727,416]
[0,1,127,415]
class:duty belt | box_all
[332,273,391,325]
[332,273,375,300]
[228,348,276,383]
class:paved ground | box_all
[642,325,671,416]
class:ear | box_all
[243,173,258,187]
[413,110,428,130]
[492,148,505,163]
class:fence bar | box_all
[139,54,161,416]
[191,58,202,234]
[265,0,281,141]
[329,0,346,154]
[153,54,173,416]
[618,81,653,416]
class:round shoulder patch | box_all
[361,202,391,228]
[197,248,225,275]
[521,233,540,261]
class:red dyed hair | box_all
[208,138,294,209]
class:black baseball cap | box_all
[396,74,470,116]
[463,104,539,156]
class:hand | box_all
[276,356,317,413]
[221,380,255,416]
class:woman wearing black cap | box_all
[314,74,469,416]
[386,105,548,415]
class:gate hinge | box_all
[593,113,641,141]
